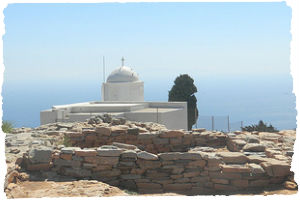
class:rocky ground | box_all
[4,115,298,198]
[6,180,127,198]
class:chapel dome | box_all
[106,66,140,83]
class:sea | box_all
[2,75,297,131]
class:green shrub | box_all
[57,135,72,147]
[242,120,279,132]
[2,121,14,133]
[168,74,198,130]
[63,135,72,147]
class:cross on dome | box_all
[106,57,139,83]
[121,57,125,67]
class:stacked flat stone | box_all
[25,147,53,171]
[65,128,227,154]
[22,143,293,195]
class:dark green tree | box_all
[168,74,198,130]
[242,120,279,132]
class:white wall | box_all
[40,101,188,130]
[124,109,187,130]
[149,102,188,130]
[123,101,188,130]
[160,109,188,130]
[124,112,161,125]
[40,109,58,125]
[102,81,144,102]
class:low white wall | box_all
[149,102,188,130]
[124,112,162,126]
[160,109,188,130]
[40,101,188,130]
[70,105,141,113]
[40,109,57,125]
[124,102,188,130]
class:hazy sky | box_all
[3,2,291,84]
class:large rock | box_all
[159,152,202,161]
[189,146,215,152]
[284,181,298,190]
[265,148,282,158]
[111,117,126,125]
[158,152,182,160]
[227,138,247,152]
[243,143,266,152]
[112,142,137,150]
[160,130,185,138]
[97,146,124,157]
[137,151,159,160]
[179,152,202,160]
[201,153,223,168]
[110,126,128,134]
[121,150,137,159]
[247,155,269,164]
[260,159,291,177]
[259,132,281,141]
[28,147,53,164]
[95,126,111,136]
[245,135,260,143]
[61,147,81,154]
[216,152,248,164]
[248,163,265,174]
[57,122,73,129]
[221,164,250,173]
[75,149,98,157]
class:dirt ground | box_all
[5,180,127,198]
[5,180,298,198]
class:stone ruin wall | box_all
[66,127,226,154]
[21,125,294,194]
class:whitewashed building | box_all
[40,58,188,130]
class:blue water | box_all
[2,75,297,130]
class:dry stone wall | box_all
[22,143,293,194]
[14,116,296,194]
[66,127,226,154]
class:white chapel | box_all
[102,58,144,102]
[41,58,188,130]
